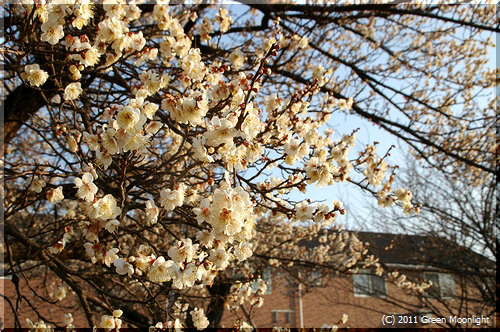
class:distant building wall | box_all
[221,268,496,329]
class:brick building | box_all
[221,232,496,329]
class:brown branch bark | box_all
[1,83,56,156]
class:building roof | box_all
[298,229,494,271]
[355,231,495,271]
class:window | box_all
[353,271,386,297]
[311,271,322,286]
[271,310,294,325]
[423,272,456,299]
[260,267,272,294]
[250,267,272,294]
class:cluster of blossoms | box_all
[26,319,54,332]
[388,271,432,294]
[111,177,256,291]
[82,97,164,170]
[226,278,267,310]
[99,310,123,330]
[148,302,208,330]
[376,177,420,214]
[358,256,432,297]
[254,218,367,271]
[25,313,74,331]
[190,307,210,330]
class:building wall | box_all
[221,269,497,329]
[1,276,89,329]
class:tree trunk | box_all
[1,83,55,157]
[206,279,232,328]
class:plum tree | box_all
[1,1,496,329]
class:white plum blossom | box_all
[21,64,49,87]
[64,82,83,100]
[64,313,74,329]
[294,200,315,222]
[143,102,159,120]
[114,258,134,276]
[234,241,253,261]
[181,48,206,81]
[168,238,197,264]
[113,309,123,318]
[104,219,120,233]
[284,138,309,165]
[204,116,238,147]
[228,49,245,70]
[41,22,64,45]
[92,194,121,220]
[78,47,101,67]
[26,319,52,331]
[181,262,198,288]
[74,172,98,202]
[193,198,211,225]
[312,64,326,80]
[96,149,113,170]
[116,106,141,131]
[192,138,214,163]
[198,17,213,42]
[180,94,209,125]
[101,128,120,155]
[240,321,254,331]
[72,1,94,29]
[83,132,100,151]
[47,186,64,203]
[145,199,159,224]
[290,34,308,49]
[83,162,98,180]
[139,70,163,95]
[209,247,230,270]
[205,186,254,237]
[53,286,68,301]
[395,188,412,203]
[147,256,179,283]
[6,3,427,328]
[29,177,46,193]
[145,121,163,135]
[196,230,215,248]
[215,7,233,33]
[305,157,332,186]
[104,248,119,267]
[159,185,185,211]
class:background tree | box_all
[362,156,497,329]
[1,1,496,329]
